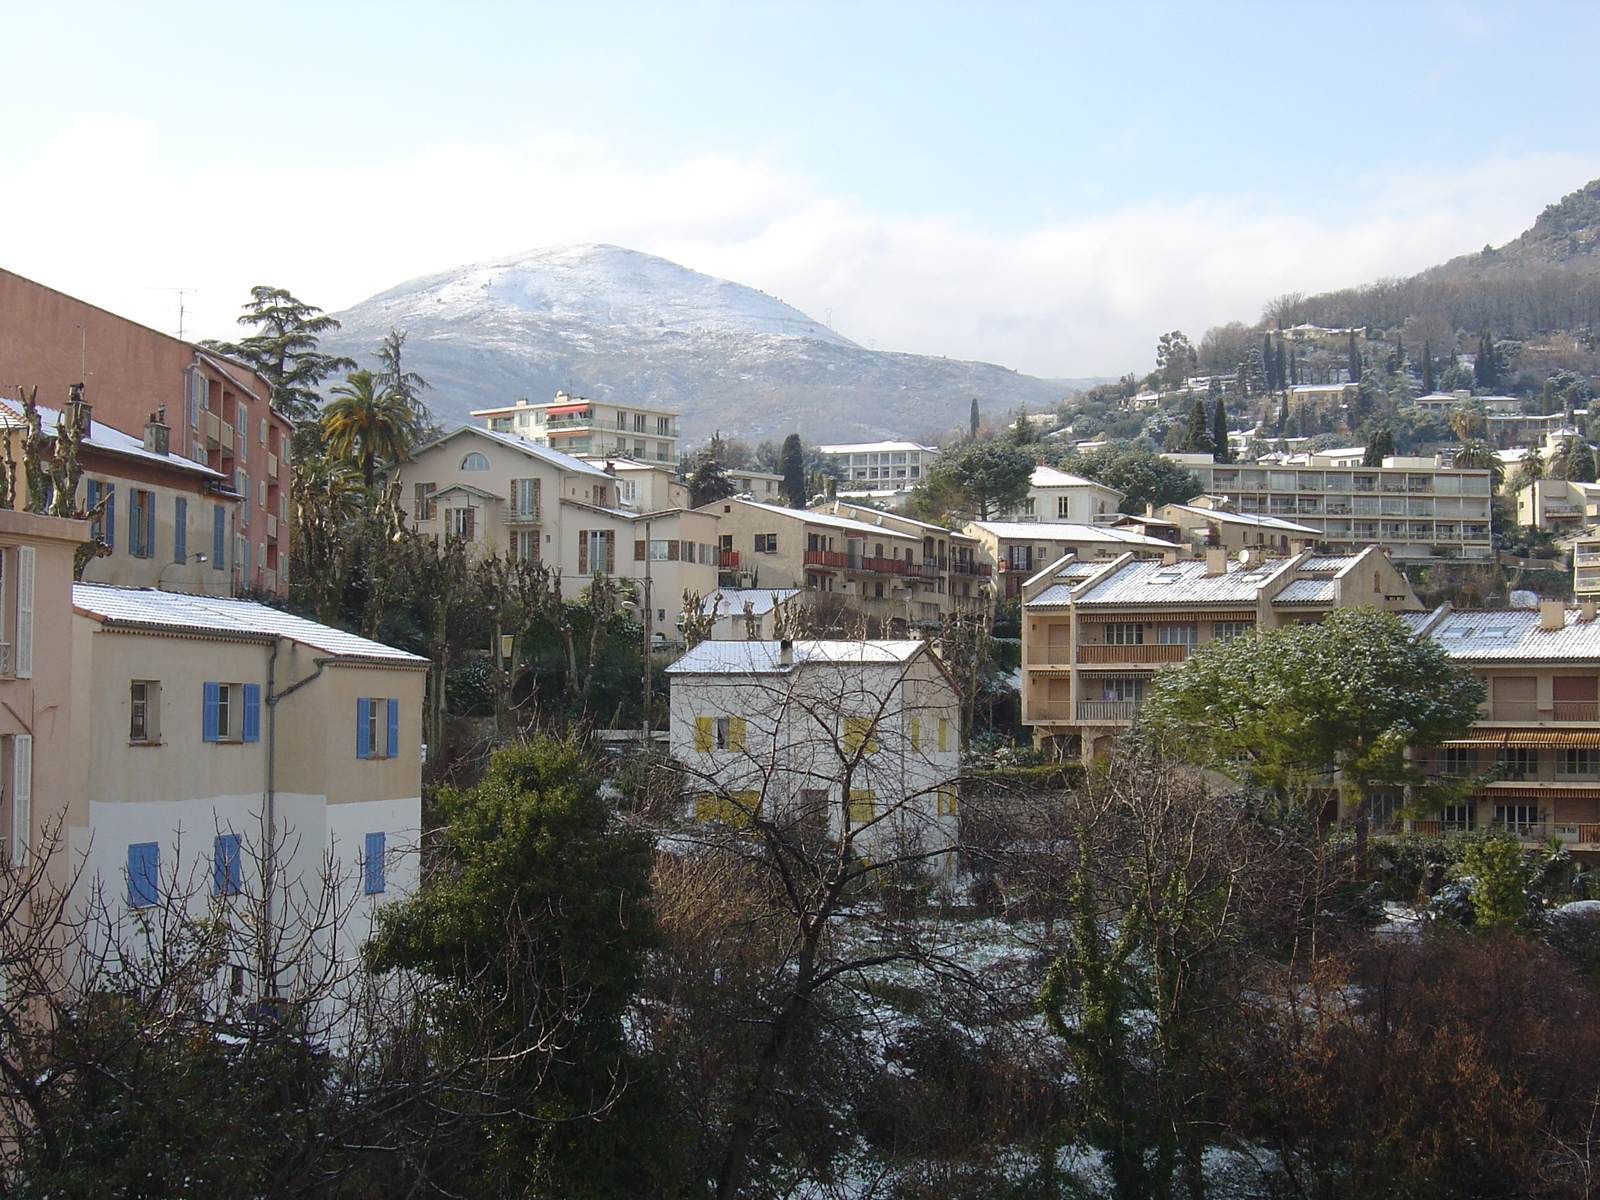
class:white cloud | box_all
[1,114,1594,380]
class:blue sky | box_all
[3,1,1598,378]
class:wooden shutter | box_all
[357,697,372,758]
[578,532,589,574]
[910,717,921,751]
[144,492,156,559]
[104,485,114,550]
[938,717,949,752]
[363,831,386,894]
[202,681,221,742]
[241,683,261,742]
[214,833,241,895]
[213,504,225,565]
[128,842,158,907]
[848,790,876,824]
[635,540,647,561]
[386,698,399,758]
[667,540,680,561]
[464,508,475,540]
[693,716,713,752]
[174,497,187,563]
[1554,677,1598,701]
[604,532,615,574]
[11,733,30,866]
[14,546,33,679]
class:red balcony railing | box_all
[804,549,849,568]
[718,550,740,568]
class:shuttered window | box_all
[213,833,242,895]
[363,832,386,894]
[357,698,400,758]
[212,504,226,568]
[14,546,33,679]
[10,734,30,866]
[848,790,876,824]
[174,497,188,563]
[693,716,713,752]
[127,842,159,908]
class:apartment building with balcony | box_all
[962,520,1175,598]
[996,465,1124,526]
[1518,477,1600,535]
[471,394,680,463]
[0,269,290,594]
[1020,545,1422,760]
[1177,453,1494,561]
[817,441,936,493]
[703,498,976,627]
[813,500,991,608]
[1577,534,1600,599]
[1405,602,1600,856]
[1114,498,1321,557]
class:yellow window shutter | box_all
[693,716,713,752]
[910,717,921,751]
[843,717,863,754]
[938,717,949,752]
[733,790,760,825]
[848,790,876,824]
[937,787,958,816]
[729,717,746,753]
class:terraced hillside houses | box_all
[1020,546,1422,760]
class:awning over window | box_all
[545,402,590,416]
[1438,731,1600,747]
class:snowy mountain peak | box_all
[351,242,858,348]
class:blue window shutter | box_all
[213,504,225,566]
[213,833,241,895]
[87,480,101,538]
[145,493,156,560]
[242,683,261,742]
[174,497,187,563]
[203,682,220,742]
[386,698,399,758]
[128,842,158,907]
[104,485,115,550]
[356,697,371,758]
[363,832,386,894]
[128,492,138,554]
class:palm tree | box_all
[322,369,424,488]
[1509,446,1545,494]
[1448,403,1486,443]
[1452,438,1504,490]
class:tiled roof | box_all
[666,638,926,674]
[1164,504,1318,534]
[817,440,936,454]
[967,520,1173,546]
[1300,556,1356,572]
[1424,608,1600,661]
[1070,557,1300,607]
[1031,464,1119,493]
[418,425,613,479]
[708,588,800,617]
[1276,579,1338,604]
[0,399,222,479]
[74,584,429,663]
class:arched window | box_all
[460,452,490,472]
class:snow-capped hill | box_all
[324,244,1071,443]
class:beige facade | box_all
[1518,477,1600,534]
[964,519,1175,598]
[1179,454,1494,561]
[818,441,936,490]
[0,270,290,593]
[1020,546,1422,760]
[666,639,961,863]
[1115,497,1320,558]
[473,393,680,464]
[997,464,1124,525]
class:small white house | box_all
[666,639,961,865]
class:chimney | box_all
[1583,600,1598,623]
[1205,547,1228,577]
[1540,600,1566,632]
[779,638,794,666]
[143,410,170,457]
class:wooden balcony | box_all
[718,550,740,568]
[804,549,849,568]
[1078,643,1188,664]
[1025,645,1074,665]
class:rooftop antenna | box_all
[148,287,197,339]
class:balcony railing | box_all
[1025,645,1074,665]
[950,560,992,577]
[1076,700,1142,723]
[0,642,12,676]
[500,505,541,525]
[1025,701,1076,722]
[543,414,595,430]
[718,550,740,568]
[804,549,849,568]
[1077,643,1188,664]
[1555,701,1600,721]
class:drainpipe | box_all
[262,638,333,998]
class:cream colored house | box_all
[962,520,1175,598]
[814,500,992,612]
[68,585,428,966]
[1115,497,1321,557]
[997,464,1124,526]
[666,639,960,864]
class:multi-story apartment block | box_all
[1114,498,1320,557]
[813,500,991,608]
[817,441,936,489]
[727,467,785,503]
[1019,546,1421,760]
[997,464,1124,525]
[666,638,960,862]
[1178,453,1494,561]
[1576,534,1600,599]
[472,394,680,464]
[0,269,290,594]
[1517,477,1600,535]
[706,498,985,626]
[963,520,1175,598]
[1405,602,1600,855]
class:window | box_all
[695,790,759,826]
[414,482,438,521]
[848,790,876,824]
[6,733,31,866]
[754,533,778,553]
[843,716,879,754]
[1440,746,1477,775]
[11,545,35,679]
[260,417,268,445]
[174,497,187,563]
[447,507,477,540]
[214,833,242,895]
[129,681,160,743]
[357,698,400,759]
[936,787,958,817]
[716,716,745,751]
[1106,623,1144,645]
[363,832,386,894]
[460,452,490,471]
[213,504,226,568]
[578,529,614,574]
[510,529,540,563]
[509,478,539,517]
[1495,747,1536,780]
[87,480,115,549]
[1101,677,1145,703]
[1558,748,1599,775]
[634,413,646,432]
[1157,625,1198,646]
[938,716,950,752]
[127,842,159,908]
[1007,545,1033,571]
[1056,496,1072,520]
[124,489,153,558]
[656,416,671,436]
[616,411,628,429]
[909,716,921,751]
[649,539,671,561]
[203,683,260,743]
[1494,804,1542,832]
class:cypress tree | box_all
[779,433,806,508]
[1263,334,1277,392]
[1182,396,1213,454]
[1422,340,1435,394]
[1275,340,1288,396]
[1347,330,1362,384]
[970,398,981,439]
[1211,396,1230,463]
[1289,348,1299,387]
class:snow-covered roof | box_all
[73,584,429,664]
[418,425,613,479]
[1030,464,1121,494]
[724,500,920,539]
[707,588,800,617]
[1045,554,1330,609]
[667,638,928,675]
[1162,504,1318,534]
[817,441,937,455]
[1414,607,1600,661]
[967,520,1174,547]
[1275,579,1338,604]
[0,400,223,480]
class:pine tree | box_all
[970,398,981,439]
[779,433,807,507]
[1362,427,1396,467]
[1211,396,1230,464]
[1347,331,1362,385]
[1421,339,1435,394]
[202,286,356,424]
[1181,397,1213,454]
